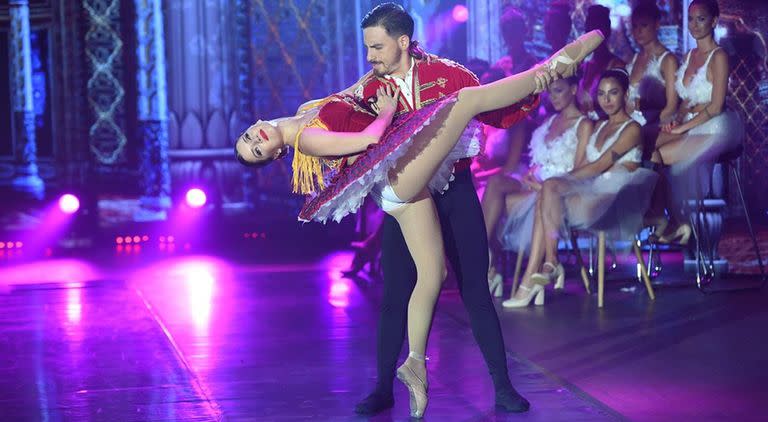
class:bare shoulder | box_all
[623,120,642,135]
[577,116,594,131]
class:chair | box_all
[571,171,660,307]
[689,145,766,291]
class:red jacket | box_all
[356,54,539,129]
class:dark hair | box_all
[585,5,612,37]
[500,6,527,44]
[480,66,506,84]
[361,3,414,39]
[361,3,424,58]
[599,68,630,93]
[632,1,662,23]
[545,2,572,35]
[689,0,720,17]
[562,74,580,87]
[500,6,527,32]
[234,142,271,168]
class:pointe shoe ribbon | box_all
[396,352,429,418]
[547,30,605,77]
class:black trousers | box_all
[376,167,513,393]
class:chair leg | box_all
[569,229,592,293]
[732,166,766,282]
[598,231,606,308]
[634,240,656,300]
[511,246,524,297]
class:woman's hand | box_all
[371,84,401,117]
[522,170,542,192]
[661,120,685,134]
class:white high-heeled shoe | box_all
[488,273,503,297]
[531,262,565,288]
[502,284,545,308]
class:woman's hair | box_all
[585,5,612,37]
[545,2,573,44]
[632,1,662,23]
[599,68,630,93]
[480,66,506,84]
[235,143,260,167]
[234,140,285,168]
[689,0,720,17]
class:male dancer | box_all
[352,3,537,415]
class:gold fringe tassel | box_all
[291,118,329,195]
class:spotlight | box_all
[185,188,207,208]
[59,194,80,214]
[452,5,468,23]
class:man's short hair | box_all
[361,2,414,40]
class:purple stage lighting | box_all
[452,4,468,23]
[59,194,80,214]
[185,188,207,208]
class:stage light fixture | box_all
[452,5,468,23]
[185,188,207,208]
[59,194,80,214]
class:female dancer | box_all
[651,0,742,242]
[483,75,592,296]
[504,68,656,308]
[578,5,626,116]
[626,2,679,126]
[236,31,604,417]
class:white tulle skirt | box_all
[564,167,659,241]
[666,110,744,213]
[499,166,658,251]
[669,110,743,176]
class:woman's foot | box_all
[531,262,565,288]
[545,30,605,77]
[654,223,692,245]
[488,269,503,297]
[396,352,428,418]
[502,282,545,308]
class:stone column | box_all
[135,0,172,218]
[234,0,257,206]
[10,0,44,200]
[467,0,504,64]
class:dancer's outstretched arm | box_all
[300,86,400,157]
[570,122,641,179]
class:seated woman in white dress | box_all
[626,2,679,130]
[504,69,657,308]
[483,76,592,296]
[651,0,743,243]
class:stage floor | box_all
[0,249,766,421]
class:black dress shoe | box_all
[495,388,530,413]
[354,390,395,415]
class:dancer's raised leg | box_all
[388,30,605,203]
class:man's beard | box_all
[371,50,402,77]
